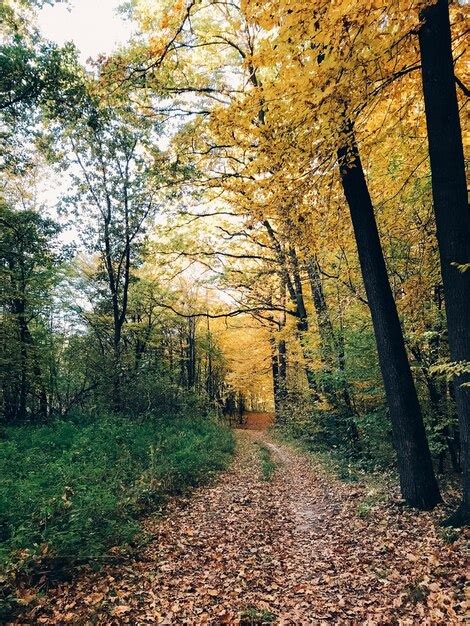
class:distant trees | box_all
[0,203,61,421]
[0,196,233,421]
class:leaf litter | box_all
[16,429,468,624]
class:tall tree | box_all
[57,105,164,410]
[338,125,441,509]
[419,0,470,525]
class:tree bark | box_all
[18,304,28,422]
[307,256,337,369]
[338,124,441,509]
[278,339,287,402]
[271,338,281,419]
[419,0,470,525]
[289,246,308,332]
[187,315,197,389]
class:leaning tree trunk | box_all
[419,0,470,526]
[338,123,441,510]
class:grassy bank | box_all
[0,415,234,588]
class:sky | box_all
[37,0,134,63]
[35,0,135,222]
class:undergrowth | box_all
[240,605,277,625]
[257,444,277,481]
[273,424,395,499]
[0,414,234,617]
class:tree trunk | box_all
[271,338,281,419]
[338,124,441,510]
[18,308,28,421]
[307,256,336,369]
[187,316,197,389]
[278,339,287,401]
[419,0,470,525]
[112,325,122,413]
[289,246,308,332]
[287,248,322,396]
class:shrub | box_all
[0,414,234,576]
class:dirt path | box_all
[22,429,467,624]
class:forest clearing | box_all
[1,0,469,623]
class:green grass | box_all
[257,444,277,481]
[0,414,234,582]
[240,605,277,625]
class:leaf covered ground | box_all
[17,424,468,624]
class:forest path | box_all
[24,428,466,624]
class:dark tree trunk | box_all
[278,280,288,407]
[271,339,281,419]
[112,327,122,413]
[289,246,308,332]
[13,297,49,422]
[419,0,470,525]
[187,316,197,389]
[307,256,336,369]
[287,248,321,396]
[338,124,441,510]
[278,339,287,400]
[205,315,212,400]
[18,308,28,421]
[238,391,245,425]
[264,224,318,397]
[336,327,355,417]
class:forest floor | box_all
[18,413,468,625]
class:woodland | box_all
[0,0,469,622]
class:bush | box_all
[0,414,234,576]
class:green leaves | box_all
[0,415,234,575]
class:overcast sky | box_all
[35,0,134,217]
[37,0,133,63]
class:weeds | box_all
[258,444,277,481]
[0,415,234,587]
[240,605,277,625]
